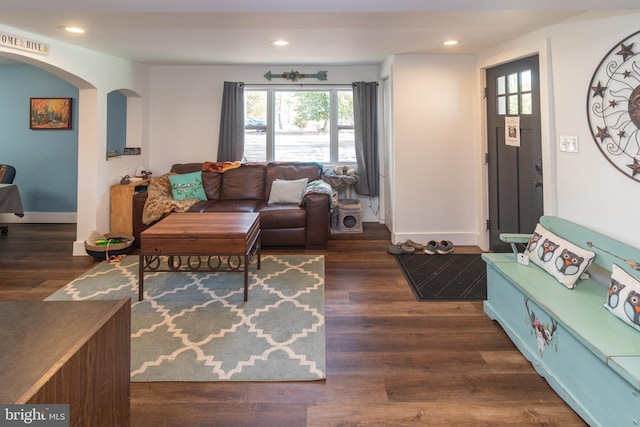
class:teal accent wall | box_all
[0,64,78,212]
[107,90,127,156]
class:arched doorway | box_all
[0,52,98,254]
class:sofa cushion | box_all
[268,178,308,204]
[266,162,322,199]
[168,171,207,201]
[259,203,307,229]
[220,164,266,200]
[202,172,222,200]
[170,163,203,174]
[187,199,262,213]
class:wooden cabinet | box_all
[0,298,131,426]
[111,179,148,234]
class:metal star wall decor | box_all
[264,70,328,82]
[628,157,640,177]
[587,30,640,183]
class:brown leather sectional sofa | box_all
[132,161,331,248]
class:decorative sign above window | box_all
[587,30,640,182]
[264,70,328,82]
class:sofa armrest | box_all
[304,193,330,248]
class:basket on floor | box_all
[85,232,135,260]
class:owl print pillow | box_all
[526,223,596,289]
[604,264,640,333]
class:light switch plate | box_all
[560,136,579,153]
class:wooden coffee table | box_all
[138,212,261,301]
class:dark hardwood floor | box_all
[0,223,586,426]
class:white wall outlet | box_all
[560,136,579,153]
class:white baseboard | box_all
[73,240,89,256]
[392,231,480,247]
[6,211,385,256]
[0,212,77,223]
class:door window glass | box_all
[521,93,532,115]
[497,96,506,115]
[497,76,506,95]
[507,73,518,93]
[521,70,531,92]
[508,95,519,115]
[495,69,533,115]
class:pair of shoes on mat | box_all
[404,239,425,251]
[424,240,454,255]
[387,239,453,255]
[386,239,424,255]
[386,244,413,254]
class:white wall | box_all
[148,64,381,221]
[148,64,379,171]
[0,24,150,255]
[390,54,480,246]
[476,11,640,248]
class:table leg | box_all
[138,255,144,301]
[257,249,261,270]
[257,236,261,270]
[243,254,248,301]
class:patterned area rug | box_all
[46,255,326,382]
[395,253,487,301]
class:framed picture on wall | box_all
[29,98,72,130]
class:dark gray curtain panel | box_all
[352,81,379,196]
[217,81,245,161]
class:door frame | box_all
[476,39,558,251]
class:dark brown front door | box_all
[486,55,543,252]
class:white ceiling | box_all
[0,0,639,65]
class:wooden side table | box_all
[110,179,148,234]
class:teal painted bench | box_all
[482,216,640,427]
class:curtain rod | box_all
[243,83,379,88]
[244,83,355,87]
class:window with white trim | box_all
[244,87,355,164]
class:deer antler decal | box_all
[524,297,558,357]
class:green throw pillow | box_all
[168,171,207,201]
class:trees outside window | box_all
[244,87,354,164]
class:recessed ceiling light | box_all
[62,26,86,34]
[272,40,290,46]
[443,40,458,46]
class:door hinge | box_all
[485,152,490,164]
[486,219,491,230]
[483,87,488,98]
